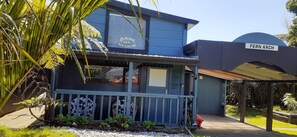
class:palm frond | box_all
[0,0,109,110]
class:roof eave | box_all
[75,51,199,66]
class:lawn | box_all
[226,105,297,136]
[0,126,76,137]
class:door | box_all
[144,68,168,122]
[198,75,224,115]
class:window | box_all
[148,68,167,87]
[108,13,147,50]
[84,65,140,92]
[85,65,125,83]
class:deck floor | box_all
[195,115,292,137]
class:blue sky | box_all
[118,0,293,44]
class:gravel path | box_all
[65,127,191,137]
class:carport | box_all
[184,32,297,131]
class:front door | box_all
[144,68,168,122]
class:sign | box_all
[118,37,136,48]
[245,43,278,51]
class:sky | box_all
[118,0,293,44]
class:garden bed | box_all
[273,111,297,124]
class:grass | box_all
[0,126,76,137]
[226,105,297,136]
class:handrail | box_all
[55,89,194,99]
[55,89,128,96]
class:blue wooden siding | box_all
[85,9,187,56]
[148,18,186,56]
[85,8,106,50]
[197,74,225,116]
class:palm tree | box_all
[0,0,158,111]
[0,0,109,110]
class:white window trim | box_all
[148,68,167,87]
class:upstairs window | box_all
[107,12,147,52]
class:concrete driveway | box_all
[0,106,44,129]
[195,115,293,137]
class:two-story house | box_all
[51,1,199,126]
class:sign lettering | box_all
[118,37,136,48]
[245,43,278,51]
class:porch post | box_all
[240,81,247,123]
[223,80,227,116]
[192,66,198,124]
[266,82,274,131]
[126,62,134,118]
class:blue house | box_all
[51,1,199,126]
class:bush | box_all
[99,122,111,128]
[282,93,297,112]
[55,114,91,126]
[142,121,156,129]
[104,114,132,130]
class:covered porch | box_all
[51,51,199,126]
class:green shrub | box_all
[282,93,297,112]
[105,117,117,125]
[99,122,111,128]
[104,114,132,130]
[142,121,156,129]
[55,114,91,125]
[76,116,91,125]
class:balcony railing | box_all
[54,89,194,126]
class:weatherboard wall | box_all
[197,74,225,116]
[85,8,106,43]
[84,8,187,56]
[148,17,186,56]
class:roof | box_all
[185,66,297,82]
[107,0,199,30]
[198,69,255,81]
[185,66,255,81]
[233,32,287,47]
[184,40,297,76]
[76,51,199,66]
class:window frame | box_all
[104,7,150,54]
[148,68,168,88]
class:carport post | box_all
[266,82,274,131]
[240,81,247,123]
[192,66,198,123]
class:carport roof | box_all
[198,69,255,81]
[184,39,297,81]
